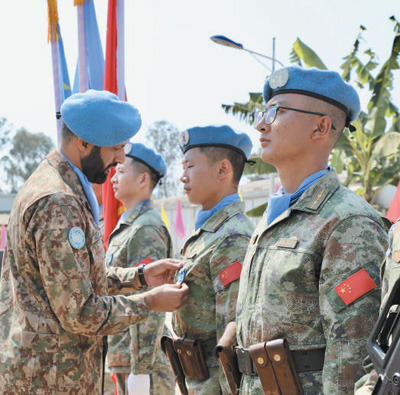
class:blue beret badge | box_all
[176,268,186,284]
[269,68,289,89]
[124,143,132,155]
[69,227,85,249]
[179,130,190,148]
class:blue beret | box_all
[263,66,361,126]
[60,90,142,147]
[124,143,167,178]
[178,125,253,159]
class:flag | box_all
[161,205,170,229]
[386,180,400,222]
[102,0,126,250]
[47,0,71,143]
[0,224,6,250]
[72,0,104,93]
[219,261,242,287]
[334,269,376,306]
[174,200,186,239]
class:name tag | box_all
[275,237,298,249]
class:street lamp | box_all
[210,35,284,72]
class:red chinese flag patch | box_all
[334,268,376,306]
[219,261,242,287]
[134,257,153,267]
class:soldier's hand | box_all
[144,259,183,286]
[144,283,189,312]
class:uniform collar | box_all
[46,150,91,211]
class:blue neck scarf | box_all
[266,168,331,225]
[60,152,100,226]
[195,193,241,230]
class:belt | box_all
[236,346,325,375]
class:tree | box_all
[146,120,183,198]
[1,126,55,193]
[223,16,400,208]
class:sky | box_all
[0,0,399,153]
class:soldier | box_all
[106,143,174,395]
[233,66,388,394]
[0,90,188,394]
[168,125,255,394]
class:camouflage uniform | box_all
[236,170,388,394]
[172,201,254,394]
[106,200,174,394]
[0,150,151,394]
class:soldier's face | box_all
[255,93,316,168]
[111,158,140,203]
[180,148,220,210]
[82,143,126,184]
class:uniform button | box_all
[187,350,192,356]
[274,354,281,362]
[257,357,264,365]
[177,349,182,354]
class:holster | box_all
[249,339,303,395]
[161,336,188,395]
[174,337,209,381]
[249,342,280,394]
[214,322,241,394]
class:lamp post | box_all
[210,35,284,72]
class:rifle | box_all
[367,276,400,394]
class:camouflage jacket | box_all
[236,170,388,395]
[0,150,150,394]
[172,202,254,394]
[106,200,172,374]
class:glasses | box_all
[254,106,336,130]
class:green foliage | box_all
[1,125,55,193]
[223,16,400,207]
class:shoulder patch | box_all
[219,261,242,287]
[69,227,85,249]
[211,213,230,231]
[334,268,376,306]
[306,188,330,211]
[134,257,153,267]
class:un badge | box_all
[179,130,190,148]
[69,227,85,249]
[269,68,289,89]
[124,143,132,155]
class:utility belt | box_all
[161,335,216,395]
[215,337,325,395]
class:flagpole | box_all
[76,3,89,92]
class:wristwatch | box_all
[137,264,147,287]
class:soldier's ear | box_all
[217,159,232,180]
[77,137,93,153]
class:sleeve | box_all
[107,225,171,372]
[209,234,252,341]
[319,215,388,393]
[31,200,150,337]
[127,225,171,373]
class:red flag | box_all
[334,269,376,306]
[219,261,242,287]
[174,200,186,239]
[386,180,400,223]
[102,0,125,249]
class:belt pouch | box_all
[249,342,280,394]
[265,339,303,395]
[174,337,210,380]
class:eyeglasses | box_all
[254,106,336,130]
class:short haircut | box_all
[130,158,160,190]
[198,146,246,185]
[60,121,76,142]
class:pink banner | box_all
[174,200,186,240]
